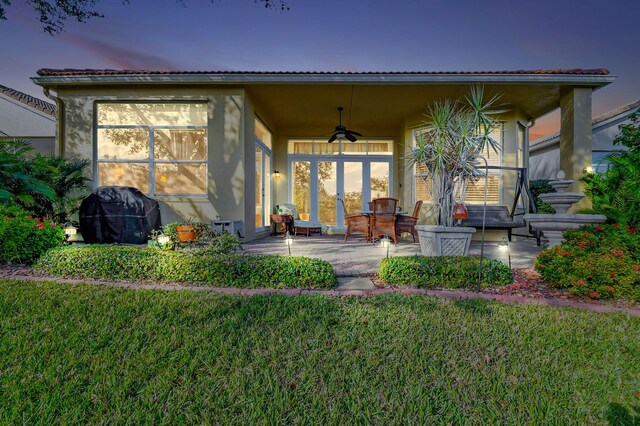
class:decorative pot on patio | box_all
[175,225,196,242]
[415,225,476,256]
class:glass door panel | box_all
[292,161,311,220]
[370,162,390,199]
[343,162,363,225]
[318,161,337,226]
[255,147,263,229]
[263,152,271,227]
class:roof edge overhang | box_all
[32,72,616,87]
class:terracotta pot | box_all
[175,225,196,242]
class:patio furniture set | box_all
[346,198,422,244]
[269,198,422,244]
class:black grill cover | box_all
[79,186,162,244]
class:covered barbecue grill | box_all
[79,186,161,244]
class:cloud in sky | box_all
[61,32,180,71]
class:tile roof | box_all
[36,68,610,77]
[0,84,57,116]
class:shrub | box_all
[529,179,556,214]
[0,205,66,264]
[0,139,90,222]
[535,224,640,300]
[379,256,512,289]
[581,113,640,226]
[35,245,336,289]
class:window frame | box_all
[411,123,504,205]
[94,101,208,197]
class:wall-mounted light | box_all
[160,175,167,182]
[274,170,280,179]
[582,166,594,174]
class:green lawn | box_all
[1,280,638,425]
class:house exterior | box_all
[530,99,639,179]
[0,84,56,154]
[32,68,614,241]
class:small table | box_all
[270,214,293,236]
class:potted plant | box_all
[163,218,210,247]
[405,85,504,256]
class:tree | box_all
[0,0,289,35]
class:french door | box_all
[255,141,272,230]
[290,156,392,229]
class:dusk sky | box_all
[1,0,638,140]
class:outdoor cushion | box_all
[277,203,299,219]
[294,219,323,228]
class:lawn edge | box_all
[1,273,639,317]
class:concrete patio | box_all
[243,234,543,277]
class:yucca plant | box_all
[405,86,504,227]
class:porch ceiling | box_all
[246,83,567,133]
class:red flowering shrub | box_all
[535,224,640,300]
[0,205,65,264]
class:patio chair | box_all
[276,203,323,236]
[396,200,423,242]
[340,199,369,242]
[371,197,398,245]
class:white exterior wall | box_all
[0,93,55,154]
[530,103,638,179]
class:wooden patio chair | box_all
[371,197,398,245]
[341,199,369,242]
[396,200,423,242]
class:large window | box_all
[96,103,208,196]
[413,124,503,204]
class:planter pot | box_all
[415,225,476,257]
[175,225,196,242]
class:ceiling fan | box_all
[328,107,362,143]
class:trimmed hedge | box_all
[379,256,512,289]
[35,245,336,289]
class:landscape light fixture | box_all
[582,166,594,174]
[63,223,77,237]
[380,235,391,258]
[498,237,511,268]
[285,231,294,255]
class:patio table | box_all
[355,210,408,241]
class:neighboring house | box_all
[32,68,613,241]
[530,99,640,179]
[0,84,56,154]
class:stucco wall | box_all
[57,86,245,232]
[529,106,636,180]
[0,93,55,153]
